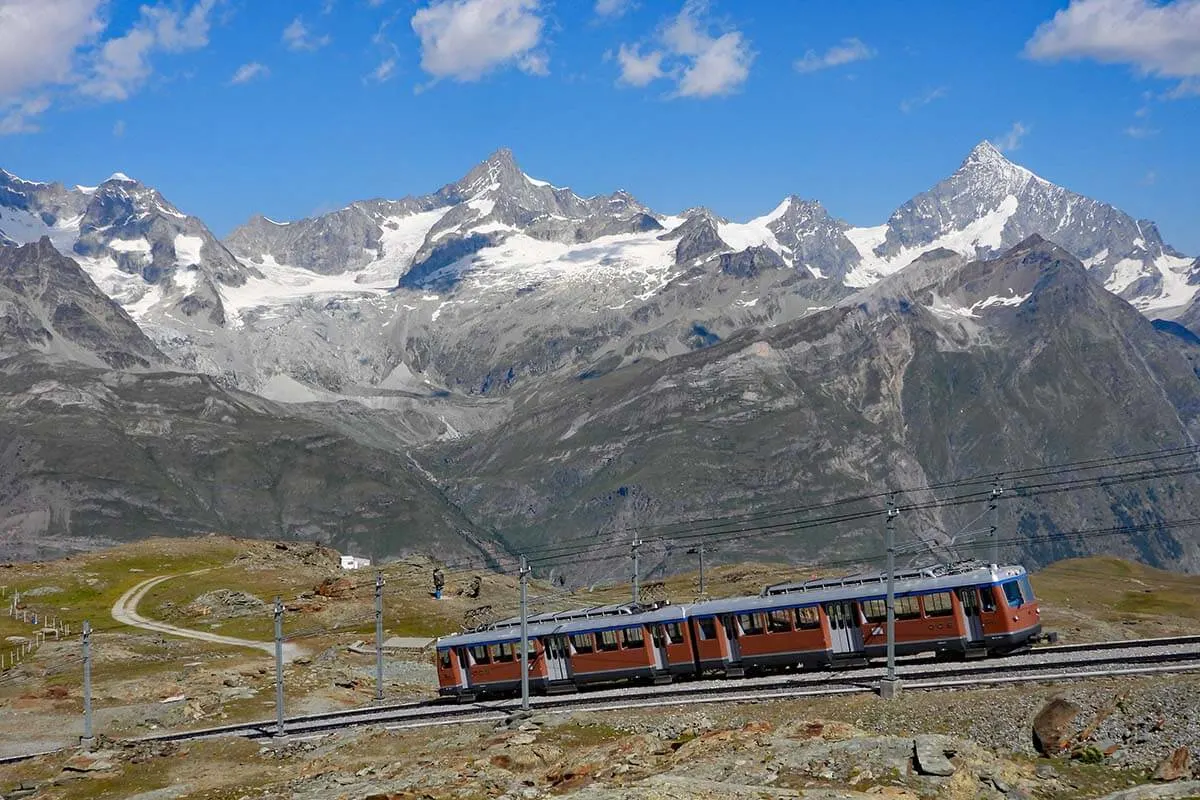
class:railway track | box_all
[136,634,1200,743]
[3,633,1199,765]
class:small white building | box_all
[340,555,372,570]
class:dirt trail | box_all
[111,573,303,662]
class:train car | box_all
[433,561,1043,699]
[434,602,691,699]
[689,561,1041,676]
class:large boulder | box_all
[1032,697,1081,755]
[1152,747,1193,782]
[913,734,956,776]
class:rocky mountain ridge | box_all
[0,168,252,328]
[4,146,1200,575]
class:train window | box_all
[737,613,764,635]
[922,592,954,617]
[469,645,490,665]
[895,596,921,619]
[665,622,685,644]
[767,609,792,633]
[862,599,887,622]
[1019,575,1035,601]
[980,587,997,612]
[1002,580,1024,608]
[439,650,451,669]
[697,617,718,640]
[495,643,515,662]
[597,629,620,651]
[570,633,594,654]
[794,607,821,629]
[622,626,645,648]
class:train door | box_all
[958,588,984,644]
[825,602,863,654]
[651,625,668,670]
[543,636,571,682]
[455,647,472,689]
[721,615,742,661]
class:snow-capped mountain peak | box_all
[0,166,250,327]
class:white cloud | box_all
[900,85,947,113]
[147,0,218,53]
[79,0,219,101]
[283,16,331,52]
[1141,170,1157,185]
[595,0,633,17]
[614,1,753,98]
[993,121,1030,153]
[1025,0,1200,98]
[676,29,751,97]
[112,118,125,136]
[0,96,51,135]
[368,57,397,82]
[1165,77,1200,97]
[0,0,104,101]
[1124,124,1159,137]
[794,37,874,73]
[410,0,548,82]
[230,61,269,85]
[615,43,665,86]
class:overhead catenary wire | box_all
[505,444,1200,563]
[518,460,1200,574]
[420,445,1200,577]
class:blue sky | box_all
[2,0,1198,251]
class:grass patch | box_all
[1032,556,1200,639]
[3,538,245,631]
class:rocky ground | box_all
[3,677,1200,799]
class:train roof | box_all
[437,601,687,648]
[693,562,1027,616]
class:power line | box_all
[457,445,1200,574]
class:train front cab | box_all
[980,571,1041,653]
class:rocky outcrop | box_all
[0,238,168,369]
[719,245,790,279]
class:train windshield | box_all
[1002,575,1036,608]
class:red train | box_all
[434,561,1043,699]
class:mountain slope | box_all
[0,240,501,564]
[427,237,1200,579]
[0,238,168,369]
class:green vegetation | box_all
[4,538,244,627]
[1031,556,1200,640]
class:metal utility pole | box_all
[989,481,1003,565]
[687,545,708,597]
[81,621,94,749]
[881,494,901,699]
[519,555,531,712]
[273,597,285,741]
[374,572,385,703]
[631,538,643,605]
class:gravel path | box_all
[111,573,304,662]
